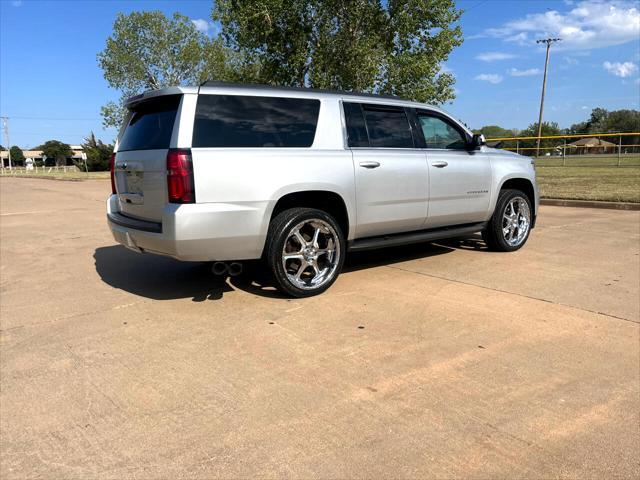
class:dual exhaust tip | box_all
[212,262,243,277]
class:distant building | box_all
[0,145,85,167]
[566,137,617,155]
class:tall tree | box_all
[474,125,517,139]
[212,0,462,103]
[9,146,25,166]
[519,122,562,150]
[97,11,240,128]
[81,133,114,171]
[39,140,73,166]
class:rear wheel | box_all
[483,189,532,252]
[266,208,345,297]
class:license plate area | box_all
[125,171,144,195]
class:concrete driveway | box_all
[1,177,638,479]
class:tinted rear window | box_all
[118,95,181,151]
[362,106,414,148]
[192,95,320,148]
[343,102,369,147]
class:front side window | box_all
[192,95,320,148]
[363,106,414,148]
[417,113,467,150]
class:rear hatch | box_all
[114,94,182,222]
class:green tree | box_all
[9,146,26,166]
[567,108,640,147]
[212,0,462,102]
[39,140,73,166]
[97,11,239,128]
[600,109,640,133]
[474,125,517,139]
[518,122,562,151]
[79,133,114,171]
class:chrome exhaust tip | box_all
[211,262,228,276]
[228,262,243,276]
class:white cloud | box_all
[508,67,542,77]
[484,1,640,51]
[603,61,638,77]
[476,51,517,62]
[192,18,211,34]
[474,74,504,84]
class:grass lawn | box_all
[536,166,640,203]
[3,165,639,203]
[0,170,110,181]
[535,154,640,168]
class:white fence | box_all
[0,165,81,175]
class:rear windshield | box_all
[118,95,181,151]
[192,95,320,148]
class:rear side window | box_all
[343,102,369,147]
[192,95,320,148]
[362,105,414,148]
[118,95,181,151]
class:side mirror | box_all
[469,133,486,150]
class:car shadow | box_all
[93,246,234,302]
[94,234,485,301]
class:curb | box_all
[541,199,640,211]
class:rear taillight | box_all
[166,149,195,204]
[109,153,116,194]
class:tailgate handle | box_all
[119,193,143,205]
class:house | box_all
[565,137,617,155]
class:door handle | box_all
[431,161,448,168]
[359,161,381,169]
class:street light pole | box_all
[1,116,11,170]
[535,38,561,158]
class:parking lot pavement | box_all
[1,177,638,479]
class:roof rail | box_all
[199,80,408,101]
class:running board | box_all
[348,222,487,252]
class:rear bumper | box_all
[106,195,269,261]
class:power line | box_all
[4,115,102,121]
[463,0,489,13]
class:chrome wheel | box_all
[281,218,341,290]
[502,196,531,247]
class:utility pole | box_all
[1,116,11,170]
[535,38,561,158]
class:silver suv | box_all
[108,82,538,297]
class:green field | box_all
[536,166,640,203]
[3,164,639,203]
[0,169,110,181]
[534,154,640,168]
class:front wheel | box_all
[483,189,532,252]
[266,208,345,298]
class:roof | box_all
[567,137,617,147]
[125,82,440,112]
[199,81,407,101]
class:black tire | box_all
[482,189,533,252]
[266,207,345,298]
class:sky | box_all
[0,0,639,148]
